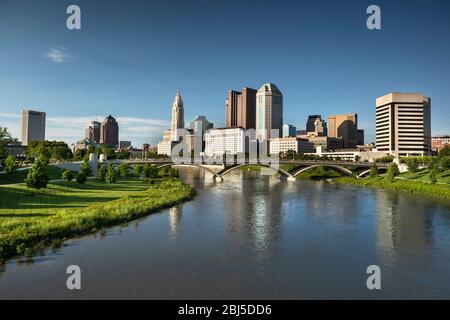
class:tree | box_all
[105,164,118,184]
[168,167,179,178]
[76,171,87,184]
[438,146,450,158]
[51,145,72,161]
[385,163,400,182]
[0,127,15,161]
[440,157,450,171]
[96,165,107,181]
[157,166,169,177]
[73,148,87,161]
[429,169,437,184]
[369,163,378,178]
[404,157,419,172]
[376,155,394,163]
[62,169,74,182]
[134,164,143,177]
[4,155,18,180]
[144,164,158,179]
[119,162,130,177]
[80,157,92,176]
[25,157,50,196]
[354,155,361,162]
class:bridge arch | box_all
[218,164,296,180]
[292,164,355,178]
[156,163,222,179]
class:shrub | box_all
[385,163,400,182]
[438,146,450,158]
[61,169,74,182]
[144,164,158,179]
[76,171,87,184]
[440,157,450,170]
[376,155,394,163]
[429,169,437,184]
[4,155,18,180]
[369,163,378,178]
[134,164,143,177]
[404,157,419,172]
[119,162,130,177]
[80,157,92,176]
[105,164,118,184]
[96,165,107,181]
[168,168,179,178]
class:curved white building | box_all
[256,83,283,140]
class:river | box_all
[1,168,450,299]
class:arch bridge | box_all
[146,161,386,182]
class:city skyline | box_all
[1,0,450,146]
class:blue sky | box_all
[0,0,449,146]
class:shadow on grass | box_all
[0,213,54,218]
[0,185,136,211]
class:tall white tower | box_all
[171,91,184,141]
[256,83,283,140]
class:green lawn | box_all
[0,165,69,185]
[398,168,450,184]
[334,176,450,199]
[0,178,194,260]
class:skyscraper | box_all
[190,115,213,134]
[306,115,321,133]
[171,91,184,141]
[225,87,257,129]
[328,113,359,149]
[100,115,119,147]
[256,83,283,139]
[376,92,431,156]
[282,124,296,137]
[20,109,46,146]
[85,121,101,144]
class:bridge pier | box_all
[214,176,224,182]
[287,176,297,182]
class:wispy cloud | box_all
[45,47,72,63]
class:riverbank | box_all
[0,178,194,261]
[334,176,450,200]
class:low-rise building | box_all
[204,127,246,156]
[270,137,314,155]
[312,146,388,162]
[157,140,175,156]
[432,135,450,151]
[301,135,344,151]
[119,141,132,150]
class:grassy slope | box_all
[0,178,194,260]
[398,168,450,184]
[334,176,450,200]
[0,165,68,185]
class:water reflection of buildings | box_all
[225,173,283,259]
[376,192,433,266]
[169,205,183,236]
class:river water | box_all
[1,169,450,299]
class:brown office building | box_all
[85,121,101,144]
[328,113,359,149]
[100,115,119,147]
[226,87,257,129]
[376,93,431,156]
